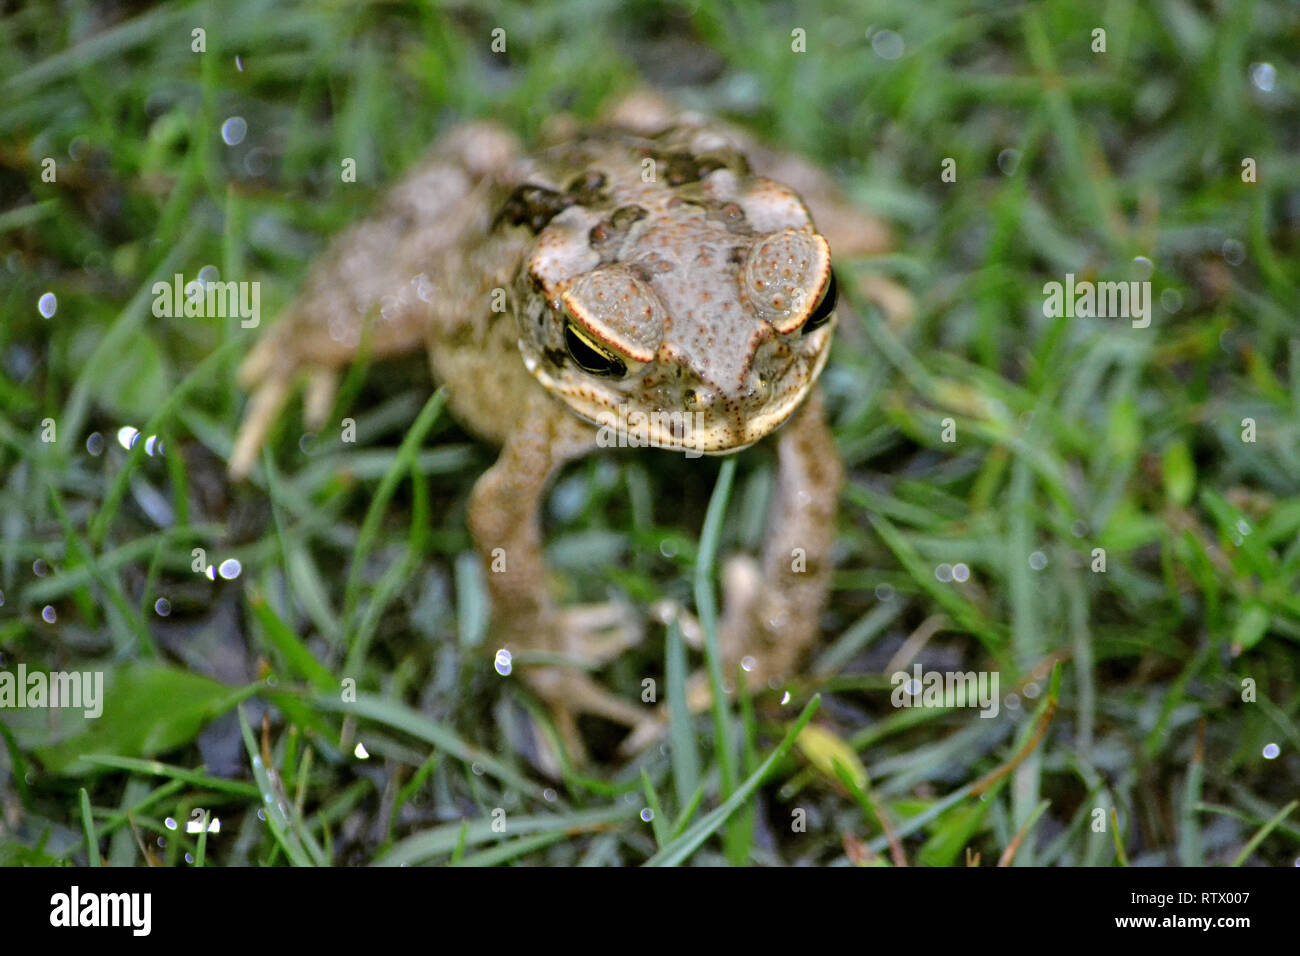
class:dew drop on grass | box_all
[37,292,57,318]
[935,563,953,583]
[41,605,57,623]
[86,432,104,455]
[154,598,171,617]
[217,558,242,580]
[33,559,47,577]
[952,563,970,582]
[1250,62,1276,93]
[494,649,513,676]
[1029,551,1048,571]
[221,116,247,146]
[870,29,904,60]
[640,808,654,823]
[1262,743,1280,759]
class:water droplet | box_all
[165,817,177,830]
[952,562,970,583]
[354,742,370,759]
[471,763,484,776]
[1249,62,1276,93]
[935,563,954,583]
[1161,289,1182,314]
[494,649,513,676]
[640,808,654,823]
[1029,551,1048,571]
[235,55,244,72]
[997,148,1020,176]
[41,605,57,623]
[144,435,161,456]
[870,29,904,60]
[904,678,921,696]
[780,691,791,705]
[221,116,247,146]
[543,788,557,802]
[205,565,216,581]
[33,559,48,577]
[1235,519,1251,535]
[740,655,757,672]
[659,538,678,559]
[1023,682,1040,699]
[198,264,220,283]
[37,292,57,318]
[1131,256,1154,280]
[217,558,242,580]
[874,583,894,601]
[86,432,104,456]
[117,425,140,450]
[1262,742,1280,760]
[1222,238,1245,266]
[154,597,171,616]
[1004,693,1021,710]
[0,590,5,607]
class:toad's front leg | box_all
[468,395,654,759]
[706,390,843,703]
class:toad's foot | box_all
[510,603,659,770]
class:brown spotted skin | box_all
[229,94,889,763]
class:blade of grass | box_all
[646,693,820,867]
[1230,798,1297,867]
[79,788,100,867]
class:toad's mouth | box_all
[521,319,835,455]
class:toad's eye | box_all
[564,319,627,377]
[802,268,837,335]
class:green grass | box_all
[1,0,1298,866]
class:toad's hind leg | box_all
[228,122,522,479]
